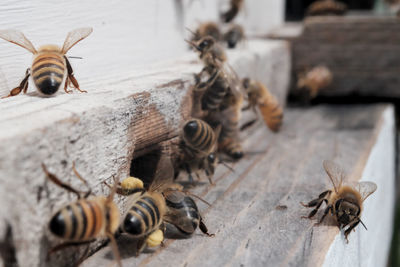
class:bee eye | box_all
[199,40,209,49]
[208,153,216,163]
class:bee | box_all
[306,0,347,16]
[223,24,245,49]
[0,28,92,98]
[215,91,244,159]
[163,188,214,237]
[190,22,222,43]
[112,155,175,254]
[241,78,283,132]
[301,160,377,242]
[188,36,242,112]
[220,0,244,23]
[42,162,121,266]
[178,119,220,184]
[297,66,333,99]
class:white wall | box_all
[0,0,284,97]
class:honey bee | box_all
[42,162,121,266]
[223,24,245,49]
[163,188,214,237]
[215,91,244,159]
[108,155,177,254]
[177,119,220,184]
[301,160,377,242]
[306,0,347,16]
[0,28,92,98]
[220,0,244,23]
[297,66,333,99]
[188,36,242,112]
[190,22,222,43]
[241,78,283,132]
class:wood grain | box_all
[83,104,394,267]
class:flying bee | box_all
[188,36,243,112]
[223,24,245,49]
[0,27,92,98]
[177,119,221,184]
[189,22,222,43]
[301,160,377,242]
[163,187,214,237]
[241,78,283,132]
[220,0,244,23]
[42,162,121,266]
[306,0,347,16]
[297,66,333,99]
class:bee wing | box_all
[0,29,37,54]
[164,209,196,234]
[215,59,243,99]
[61,27,93,54]
[149,155,175,193]
[356,181,377,202]
[323,160,345,193]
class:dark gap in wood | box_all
[130,146,163,188]
[0,222,18,267]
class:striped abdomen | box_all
[202,75,229,111]
[122,193,165,237]
[49,198,105,241]
[219,101,243,159]
[165,195,200,235]
[32,52,66,95]
[183,119,216,156]
[259,95,283,132]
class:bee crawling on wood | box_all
[0,27,92,98]
[177,119,221,184]
[42,162,121,266]
[301,160,377,242]
[107,155,213,254]
[187,36,243,113]
[241,78,283,133]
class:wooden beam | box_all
[83,104,395,267]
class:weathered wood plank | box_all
[269,15,400,99]
[83,104,395,267]
[0,40,290,267]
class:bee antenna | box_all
[220,161,235,172]
[359,219,368,230]
[68,56,83,59]
[107,175,119,202]
[185,27,196,36]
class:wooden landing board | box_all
[0,40,290,267]
[83,104,395,267]
[269,15,400,99]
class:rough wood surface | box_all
[83,104,395,267]
[0,40,290,267]
[269,15,400,99]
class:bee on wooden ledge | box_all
[0,27,92,98]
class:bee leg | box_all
[344,220,360,243]
[240,118,257,131]
[184,164,194,184]
[46,240,94,261]
[63,77,73,94]
[194,68,219,92]
[136,237,147,256]
[72,161,92,197]
[314,204,332,226]
[1,69,30,98]
[41,163,81,199]
[199,217,215,237]
[106,232,122,267]
[64,56,87,93]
